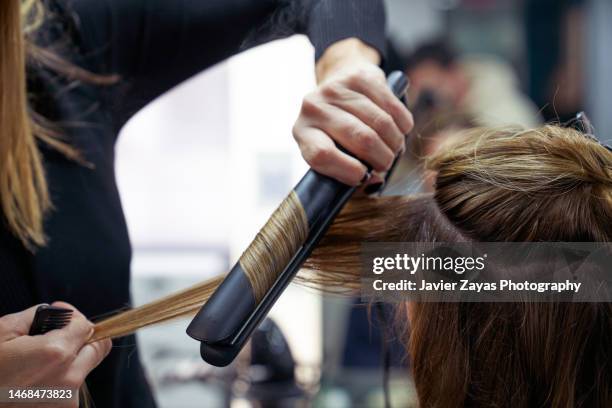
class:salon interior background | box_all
[114,0,612,407]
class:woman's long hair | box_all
[0,0,49,247]
[92,125,611,407]
[1,0,115,248]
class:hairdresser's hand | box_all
[293,38,414,186]
[0,302,112,408]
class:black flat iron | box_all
[187,71,409,366]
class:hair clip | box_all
[572,111,612,152]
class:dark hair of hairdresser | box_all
[405,38,458,73]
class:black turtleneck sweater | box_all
[0,1,386,407]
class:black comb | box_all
[29,305,73,336]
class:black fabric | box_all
[0,1,387,408]
[524,0,585,121]
[0,225,37,314]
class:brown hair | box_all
[0,0,49,247]
[307,125,612,407]
[408,126,611,407]
[92,125,610,407]
[1,0,116,248]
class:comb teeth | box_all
[29,305,74,336]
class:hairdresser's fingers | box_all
[341,66,414,135]
[1,335,75,384]
[0,304,44,341]
[313,103,396,172]
[296,90,395,171]
[67,338,112,385]
[321,85,406,155]
[0,337,45,384]
[43,302,94,356]
[294,126,367,185]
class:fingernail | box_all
[364,182,384,195]
[360,171,372,185]
[370,172,385,184]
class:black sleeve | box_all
[69,0,387,128]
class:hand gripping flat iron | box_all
[186,71,409,366]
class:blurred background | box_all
[115,0,611,407]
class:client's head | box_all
[306,125,611,407]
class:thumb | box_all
[0,304,48,341]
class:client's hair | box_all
[93,125,611,407]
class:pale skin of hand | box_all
[0,302,112,408]
[293,38,414,186]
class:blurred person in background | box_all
[0,1,412,407]
[405,39,542,129]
